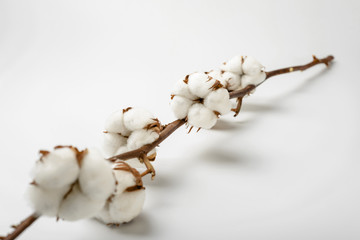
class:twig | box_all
[2,214,39,240]
[2,55,334,240]
[108,55,334,163]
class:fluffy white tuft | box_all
[27,184,70,217]
[113,168,138,193]
[58,184,105,221]
[204,88,232,115]
[127,129,159,150]
[242,56,264,76]
[170,95,194,119]
[78,148,115,201]
[220,56,243,75]
[104,110,131,136]
[102,132,127,157]
[107,190,145,224]
[171,78,197,100]
[241,72,266,87]
[187,103,218,129]
[123,108,155,131]
[188,72,216,98]
[208,70,241,91]
[33,148,79,189]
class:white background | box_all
[1,0,360,239]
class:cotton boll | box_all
[95,203,113,224]
[242,56,264,76]
[187,103,218,129]
[127,129,159,150]
[208,70,241,91]
[113,165,139,193]
[123,108,156,131]
[102,133,127,157]
[33,148,79,189]
[220,56,243,75]
[104,110,131,136]
[108,190,146,224]
[58,184,105,221]
[78,148,115,201]
[221,71,241,91]
[171,78,197,100]
[188,72,216,98]
[27,184,70,217]
[204,88,231,115]
[241,72,266,87]
[170,96,194,119]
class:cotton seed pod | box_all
[102,132,127,157]
[104,110,131,136]
[32,147,80,189]
[78,148,116,202]
[123,107,156,131]
[112,162,141,193]
[187,103,218,129]
[170,95,194,119]
[107,190,146,224]
[241,72,266,87]
[208,70,241,91]
[96,162,145,224]
[220,56,243,75]
[26,184,70,217]
[204,88,232,115]
[171,77,197,100]
[188,72,216,98]
[127,129,159,151]
[242,56,264,76]
[58,184,106,221]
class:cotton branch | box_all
[2,55,334,240]
[108,55,334,163]
[1,213,38,240]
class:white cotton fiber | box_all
[78,148,115,201]
[102,132,127,157]
[204,88,232,115]
[113,165,138,193]
[123,108,155,131]
[95,204,113,224]
[33,148,79,189]
[207,70,241,91]
[170,95,194,119]
[107,190,146,224]
[171,78,197,100]
[58,184,105,221]
[221,71,242,90]
[188,72,216,98]
[241,72,266,87]
[127,129,159,150]
[187,103,218,129]
[242,56,264,76]
[27,184,70,217]
[104,110,131,136]
[220,56,243,75]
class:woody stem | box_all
[2,213,39,240]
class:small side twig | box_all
[1,213,39,240]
